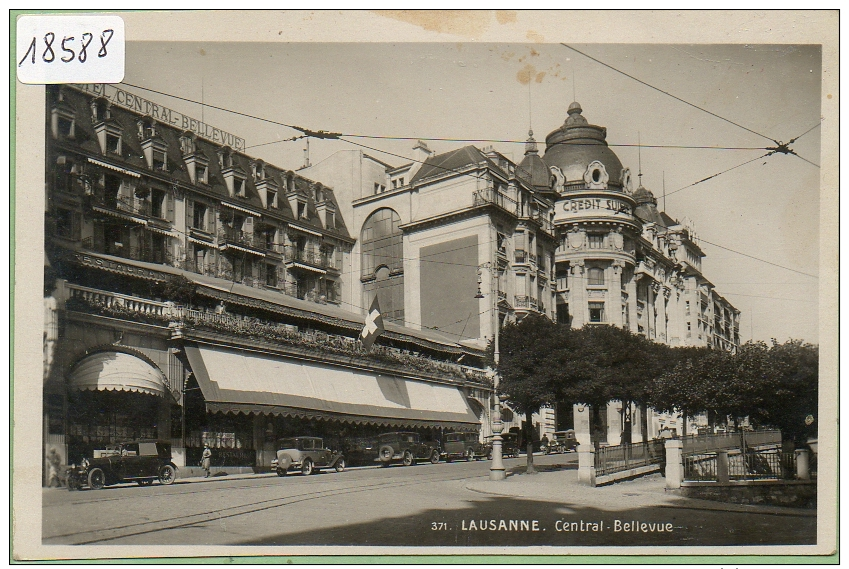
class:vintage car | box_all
[66,440,177,490]
[271,437,346,476]
[442,431,488,461]
[546,430,579,454]
[484,433,519,459]
[375,432,440,466]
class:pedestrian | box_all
[201,444,212,478]
[540,434,550,454]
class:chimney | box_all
[412,140,433,164]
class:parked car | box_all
[375,432,440,466]
[442,431,488,461]
[66,440,177,490]
[341,436,380,467]
[271,437,345,476]
[547,430,579,454]
[484,433,519,459]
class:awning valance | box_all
[184,343,480,428]
[68,351,167,398]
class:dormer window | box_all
[298,202,307,219]
[267,189,277,208]
[234,176,246,197]
[152,149,167,171]
[252,160,265,181]
[196,163,208,184]
[106,133,121,154]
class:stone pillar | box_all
[570,260,586,327]
[795,448,811,480]
[577,445,596,486]
[607,401,622,446]
[574,404,592,446]
[716,449,729,483]
[664,439,684,489]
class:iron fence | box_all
[684,449,799,481]
[681,430,781,455]
[594,440,665,477]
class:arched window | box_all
[361,208,404,324]
[587,267,605,286]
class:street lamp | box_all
[476,262,505,481]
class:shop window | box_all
[587,267,605,286]
[589,302,605,323]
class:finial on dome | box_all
[564,101,588,126]
[568,101,582,114]
[524,129,538,155]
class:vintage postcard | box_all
[11,9,838,563]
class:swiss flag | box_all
[360,296,385,351]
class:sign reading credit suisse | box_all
[556,197,632,221]
[73,83,246,152]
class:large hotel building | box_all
[42,84,739,481]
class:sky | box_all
[122,40,823,344]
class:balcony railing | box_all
[81,236,176,266]
[473,188,518,216]
[92,192,151,218]
[283,247,338,271]
[218,226,263,250]
[62,284,489,385]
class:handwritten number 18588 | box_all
[18,29,113,66]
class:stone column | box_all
[664,439,684,489]
[570,260,586,327]
[716,450,729,483]
[578,445,596,486]
[574,404,592,446]
[795,448,811,480]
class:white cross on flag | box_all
[360,296,385,350]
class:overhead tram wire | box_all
[117,82,817,284]
[121,81,764,153]
[698,238,818,279]
[560,44,776,144]
[663,152,772,198]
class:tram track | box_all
[44,467,483,545]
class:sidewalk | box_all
[464,465,816,518]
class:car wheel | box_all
[402,451,414,466]
[87,468,105,490]
[276,468,287,477]
[301,458,314,476]
[335,458,346,473]
[430,450,440,464]
[378,445,394,462]
[159,464,176,485]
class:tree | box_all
[493,314,560,473]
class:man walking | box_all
[201,445,212,478]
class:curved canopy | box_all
[68,351,167,398]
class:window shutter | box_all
[166,192,175,222]
[72,212,82,240]
[185,197,194,229]
[206,206,214,233]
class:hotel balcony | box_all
[283,246,339,273]
[81,236,176,266]
[62,283,489,386]
[514,295,540,312]
[90,193,151,224]
[473,187,519,216]
[218,226,266,256]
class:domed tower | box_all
[542,102,641,329]
[517,129,556,200]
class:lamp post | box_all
[476,262,505,481]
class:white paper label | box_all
[16,15,125,84]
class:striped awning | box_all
[188,235,214,246]
[221,243,266,257]
[145,225,174,237]
[288,224,323,237]
[92,206,148,226]
[88,158,141,178]
[285,261,326,274]
[221,201,262,217]
[69,351,167,398]
[184,343,480,428]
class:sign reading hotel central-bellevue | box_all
[73,83,246,152]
